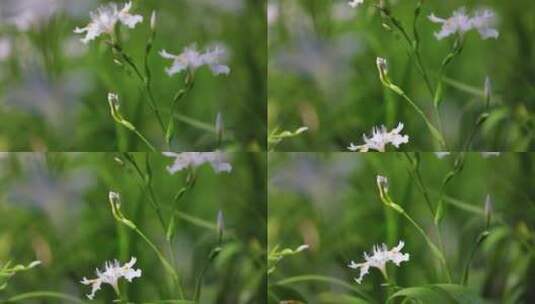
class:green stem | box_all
[111,42,166,135]
[403,152,435,216]
[397,208,452,282]
[275,275,376,303]
[132,128,157,152]
[396,89,446,149]
[123,154,166,231]
[462,231,490,285]
[377,3,446,148]
[402,153,452,281]
[143,22,166,135]
[123,154,179,298]
[4,291,86,303]
[166,74,195,144]
[134,227,184,299]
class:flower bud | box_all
[376,57,388,82]
[108,93,120,110]
[377,175,389,193]
[295,244,310,253]
[107,93,135,130]
[150,11,157,31]
[215,112,224,144]
[108,191,136,229]
[484,194,492,229]
[114,156,125,166]
[217,210,224,244]
[109,191,121,210]
[217,210,224,233]
[484,76,491,108]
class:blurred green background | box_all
[0,152,266,303]
[268,152,535,303]
[0,0,266,151]
[268,0,535,151]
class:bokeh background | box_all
[268,0,535,151]
[0,0,266,151]
[268,152,535,303]
[0,152,266,303]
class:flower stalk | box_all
[166,71,195,144]
[107,93,156,151]
[376,58,446,148]
[107,191,184,299]
[376,176,451,282]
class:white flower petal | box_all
[163,152,232,174]
[348,122,409,152]
[74,2,142,44]
[348,241,409,284]
[81,257,141,300]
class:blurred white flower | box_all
[1,0,59,31]
[74,1,143,44]
[434,152,451,159]
[348,240,409,284]
[428,8,472,40]
[160,44,230,76]
[332,2,357,21]
[428,7,498,40]
[8,154,94,229]
[273,32,361,96]
[295,244,310,252]
[481,152,500,158]
[267,2,279,26]
[162,152,232,174]
[471,9,499,40]
[348,122,409,152]
[0,38,12,61]
[348,0,364,8]
[81,257,141,300]
[270,154,360,212]
[62,36,88,58]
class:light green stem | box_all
[133,228,184,299]
[395,206,452,282]
[275,275,376,303]
[395,89,446,148]
[132,128,157,152]
[4,291,86,303]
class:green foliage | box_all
[0,1,266,151]
[268,152,535,303]
[269,0,535,151]
[0,152,266,303]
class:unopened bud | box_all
[376,57,389,83]
[377,175,389,193]
[484,76,491,108]
[109,191,121,208]
[107,93,135,130]
[108,93,119,109]
[382,23,392,31]
[217,210,224,243]
[108,191,136,229]
[150,11,157,31]
[295,244,309,253]
[217,210,224,232]
[215,112,224,144]
[484,194,492,229]
[114,156,125,166]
